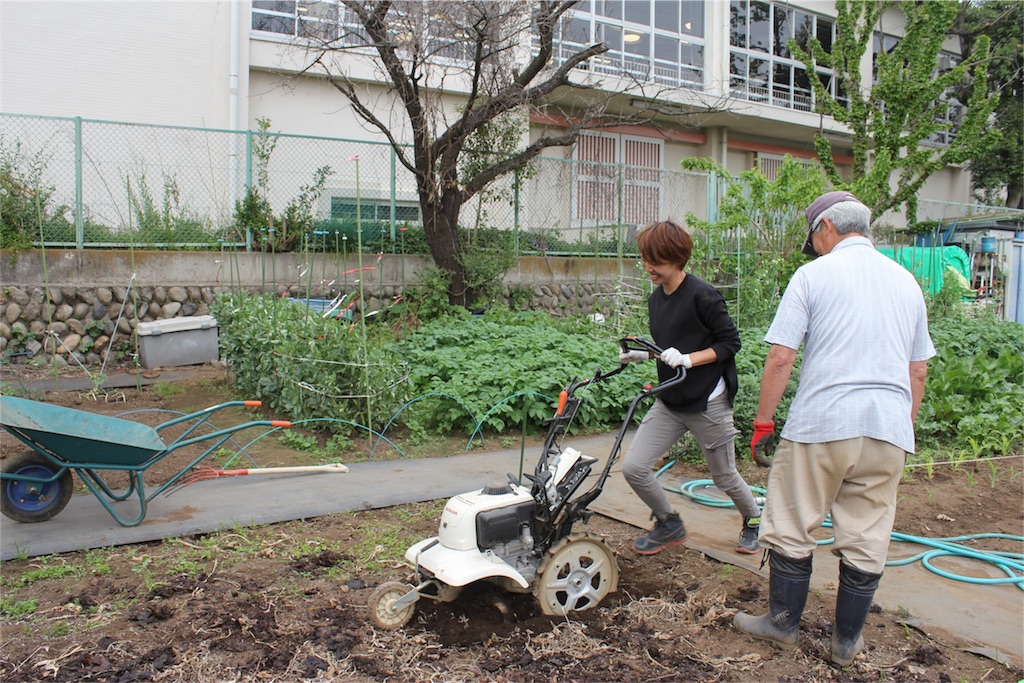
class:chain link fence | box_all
[1,113,714,257]
[3,112,1017,258]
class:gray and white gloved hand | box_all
[660,347,692,369]
[618,350,650,364]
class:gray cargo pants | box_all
[621,395,760,522]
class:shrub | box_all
[0,137,74,251]
[211,292,404,432]
[387,308,656,435]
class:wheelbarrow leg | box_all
[75,470,149,527]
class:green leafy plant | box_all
[231,118,334,252]
[212,292,405,432]
[1009,466,1020,486]
[5,324,34,357]
[916,322,1024,457]
[278,430,318,453]
[131,555,162,592]
[16,561,78,587]
[681,156,828,329]
[964,469,977,494]
[986,460,999,489]
[151,382,185,398]
[403,267,461,321]
[389,308,656,436]
[126,173,214,245]
[0,137,74,252]
[0,598,38,619]
[47,622,70,637]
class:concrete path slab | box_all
[1,431,1020,666]
[2,369,202,393]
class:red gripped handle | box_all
[242,401,288,427]
[555,390,568,416]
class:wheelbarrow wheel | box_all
[367,581,416,630]
[1,450,74,523]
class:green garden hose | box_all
[657,462,1024,590]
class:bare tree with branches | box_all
[298,0,675,306]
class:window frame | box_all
[728,0,838,112]
[547,1,707,91]
[571,131,663,228]
[330,197,422,226]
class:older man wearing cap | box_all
[734,190,935,666]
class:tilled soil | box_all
[1,365,1022,682]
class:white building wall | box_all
[0,0,237,129]
[0,0,989,232]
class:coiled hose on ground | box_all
[657,462,1024,591]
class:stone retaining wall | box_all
[0,250,633,367]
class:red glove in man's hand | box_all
[751,420,776,467]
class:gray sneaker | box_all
[737,517,761,554]
[634,512,688,555]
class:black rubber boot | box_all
[832,562,881,666]
[733,550,812,650]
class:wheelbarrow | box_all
[0,395,292,527]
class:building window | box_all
[252,1,342,39]
[549,1,706,90]
[573,132,662,227]
[252,0,297,35]
[756,153,819,181]
[729,0,838,111]
[873,32,963,146]
[330,198,421,225]
[254,1,705,90]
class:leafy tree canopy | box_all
[952,0,1023,208]
[793,0,999,223]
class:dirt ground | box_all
[1,364,1022,682]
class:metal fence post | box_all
[74,117,84,249]
[513,169,521,257]
[389,146,397,247]
[245,128,253,251]
[616,162,625,276]
[707,170,717,225]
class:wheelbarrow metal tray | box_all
[0,396,166,467]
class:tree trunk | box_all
[422,197,472,307]
[1007,183,1023,210]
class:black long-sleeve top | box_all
[648,274,741,412]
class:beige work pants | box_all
[759,437,905,574]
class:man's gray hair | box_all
[820,200,871,235]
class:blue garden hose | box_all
[657,462,1024,590]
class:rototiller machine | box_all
[367,337,686,629]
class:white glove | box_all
[619,350,649,364]
[660,347,692,369]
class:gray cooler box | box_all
[137,315,219,369]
